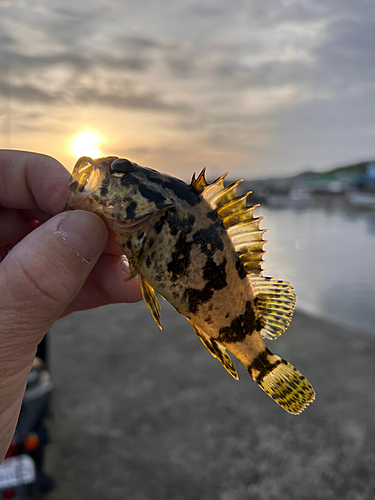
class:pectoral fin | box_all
[114,208,171,281]
[139,273,162,329]
[188,321,238,380]
[116,232,156,281]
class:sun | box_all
[70,131,103,159]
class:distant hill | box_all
[293,160,371,183]
[237,160,375,199]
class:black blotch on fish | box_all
[139,183,167,206]
[100,178,110,197]
[183,286,214,315]
[236,259,247,279]
[69,180,79,191]
[218,301,256,343]
[249,347,281,383]
[187,214,196,230]
[167,212,180,236]
[255,317,263,331]
[167,209,195,236]
[126,201,137,219]
[154,213,167,234]
[203,256,227,284]
[144,250,156,269]
[146,173,164,185]
[145,250,163,283]
[183,256,227,314]
[192,223,224,255]
[167,232,193,283]
[121,174,139,187]
[163,177,201,207]
[165,211,196,281]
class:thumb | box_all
[0,210,108,353]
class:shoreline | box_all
[294,304,374,337]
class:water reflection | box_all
[257,205,375,334]
[365,213,375,234]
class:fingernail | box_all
[118,256,131,278]
[57,211,108,263]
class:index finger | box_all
[0,150,71,215]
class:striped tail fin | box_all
[248,348,315,414]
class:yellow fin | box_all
[249,275,296,340]
[209,180,243,210]
[201,172,229,203]
[188,321,238,380]
[139,273,162,329]
[217,195,253,219]
[248,348,315,414]
[198,171,266,275]
[191,168,208,194]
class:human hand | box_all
[0,150,142,461]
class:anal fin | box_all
[139,273,162,329]
[188,321,238,380]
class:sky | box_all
[0,0,375,180]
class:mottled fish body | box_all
[67,156,315,414]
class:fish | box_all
[67,156,315,414]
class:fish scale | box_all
[67,156,315,414]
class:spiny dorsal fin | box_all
[188,320,238,380]
[202,172,229,203]
[249,275,296,340]
[197,170,267,275]
[139,273,162,329]
[191,168,208,194]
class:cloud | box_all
[75,87,191,112]
[0,74,190,113]
[0,0,374,175]
[0,79,59,104]
[317,18,375,90]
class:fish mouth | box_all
[68,156,119,194]
[68,157,97,193]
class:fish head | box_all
[67,156,174,222]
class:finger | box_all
[103,228,126,255]
[0,210,108,356]
[0,208,38,247]
[0,210,108,459]
[62,254,142,316]
[0,150,70,214]
[24,208,55,224]
[91,254,142,303]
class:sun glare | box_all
[70,131,103,159]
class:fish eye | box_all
[109,158,135,177]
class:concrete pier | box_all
[46,300,375,500]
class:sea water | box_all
[257,206,375,334]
